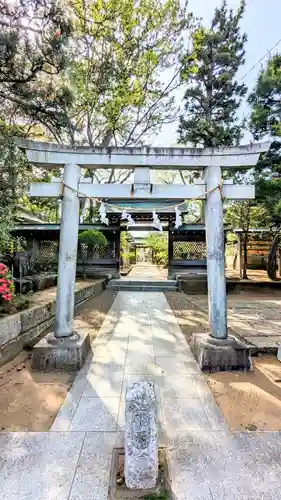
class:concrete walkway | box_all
[1,292,281,499]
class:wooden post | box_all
[115,230,121,278]
[168,226,173,279]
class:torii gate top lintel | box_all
[15,138,271,170]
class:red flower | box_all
[0,263,8,275]
[2,293,12,301]
[0,265,13,303]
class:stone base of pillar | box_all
[190,333,252,372]
[31,331,90,371]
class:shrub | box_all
[0,263,14,304]
[78,230,107,247]
[0,294,30,316]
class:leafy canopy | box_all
[225,201,270,232]
[249,54,281,226]
[64,0,193,148]
[0,122,31,253]
[0,0,73,140]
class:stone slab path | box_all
[124,262,167,280]
[188,294,281,352]
[1,291,281,499]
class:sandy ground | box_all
[0,289,116,431]
[166,290,281,431]
[226,268,280,282]
[206,356,281,431]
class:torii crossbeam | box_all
[16,139,270,371]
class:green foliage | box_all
[248,55,281,279]
[0,0,74,140]
[120,231,133,261]
[0,293,30,316]
[225,201,270,231]
[226,232,238,243]
[66,0,193,149]
[78,230,107,246]
[249,55,281,139]
[144,491,169,500]
[121,231,133,248]
[121,251,135,265]
[225,200,270,279]
[246,55,281,231]
[0,122,31,254]
[248,55,281,227]
[178,0,247,147]
[145,233,168,266]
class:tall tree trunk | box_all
[267,233,281,281]
[242,233,248,279]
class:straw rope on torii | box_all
[59,180,224,230]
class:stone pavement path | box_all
[124,262,167,280]
[188,294,281,352]
[1,291,281,499]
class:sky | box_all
[153,0,281,146]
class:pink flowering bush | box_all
[0,263,14,303]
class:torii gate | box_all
[16,139,270,370]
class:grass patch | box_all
[144,492,169,500]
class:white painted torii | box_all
[16,139,270,346]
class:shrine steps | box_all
[107,279,178,292]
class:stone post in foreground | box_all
[125,382,158,490]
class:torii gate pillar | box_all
[55,163,81,338]
[204,164,227,339]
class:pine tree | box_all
[0,0,73,139]
[178,0,247,147]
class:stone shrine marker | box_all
[125,381,158,490]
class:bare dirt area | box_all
[206,355,281,431]
[0,289,116,431]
